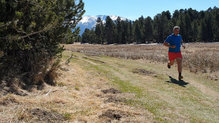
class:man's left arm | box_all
[181,40,185,49]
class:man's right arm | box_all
[163,42,176,48]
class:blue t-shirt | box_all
[165,34,182,53]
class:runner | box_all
[163,26,185,80]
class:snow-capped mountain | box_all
[76,15,128,35]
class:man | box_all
[163,26,185,80]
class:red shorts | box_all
[168,52,182,61]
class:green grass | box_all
[74,86,80,91]
[63,113,72,120]
[62,51,219,123]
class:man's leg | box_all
[167,60,174,68]
[176,58,183,80]
[169,60,175,65]
[168,52,175,69]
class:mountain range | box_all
[76,15,128,35]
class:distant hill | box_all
[76,15,128,35]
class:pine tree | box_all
[153,13,169,43]
[104,16,115,44]
[95,17,103,44]
[116,17,122,44]
[124,20,131,44]
[144,17,153,43]
[134,22,143,43]
[192,21,198,42]
[205,12,214,42]
[200,20,208,42]
[121,20,130,44]
[0,0,85,85]
[128,21,134,43]
[172,10,180,25]
[212,7,219,41]
[82,29,90,43]
[184,14,192,42]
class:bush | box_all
[0,0,85,90]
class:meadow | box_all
[1,43,218,122]
[65,43,219,80]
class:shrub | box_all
[0,0,85,89]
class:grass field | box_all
[65,43,219,76]
[0,43,219,122]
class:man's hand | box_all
[170,45,176,48]
[182,45,186,49]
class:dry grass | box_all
[62,51,219,122]
[1,43,218,122]
[65,43,219,80]
[0,51,153,122]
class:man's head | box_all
[173,26,180,35]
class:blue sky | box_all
[82,0,219,20]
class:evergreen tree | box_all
[172,10,180,25]
[144,17,153,42]
[134,22,143,43]
[82,28,96,44]
[0,0,85,85]
[104,16,115,44]
[192,21,198,42]
[124,20,131,44]
[95,17,103,44]
[184,14,192,42]
[116,17,122,44]
[153,14,169,43]
[121,20,130,44]
[177,14,186,41]
[205,12,214,42]
[212,7,219,41]
[128,21,134,43]
[82,28,90,43]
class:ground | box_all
[0,43,219,123]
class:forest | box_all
[80,7,219,44]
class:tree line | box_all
[80,7,219,44]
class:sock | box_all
[179,72,181,77]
